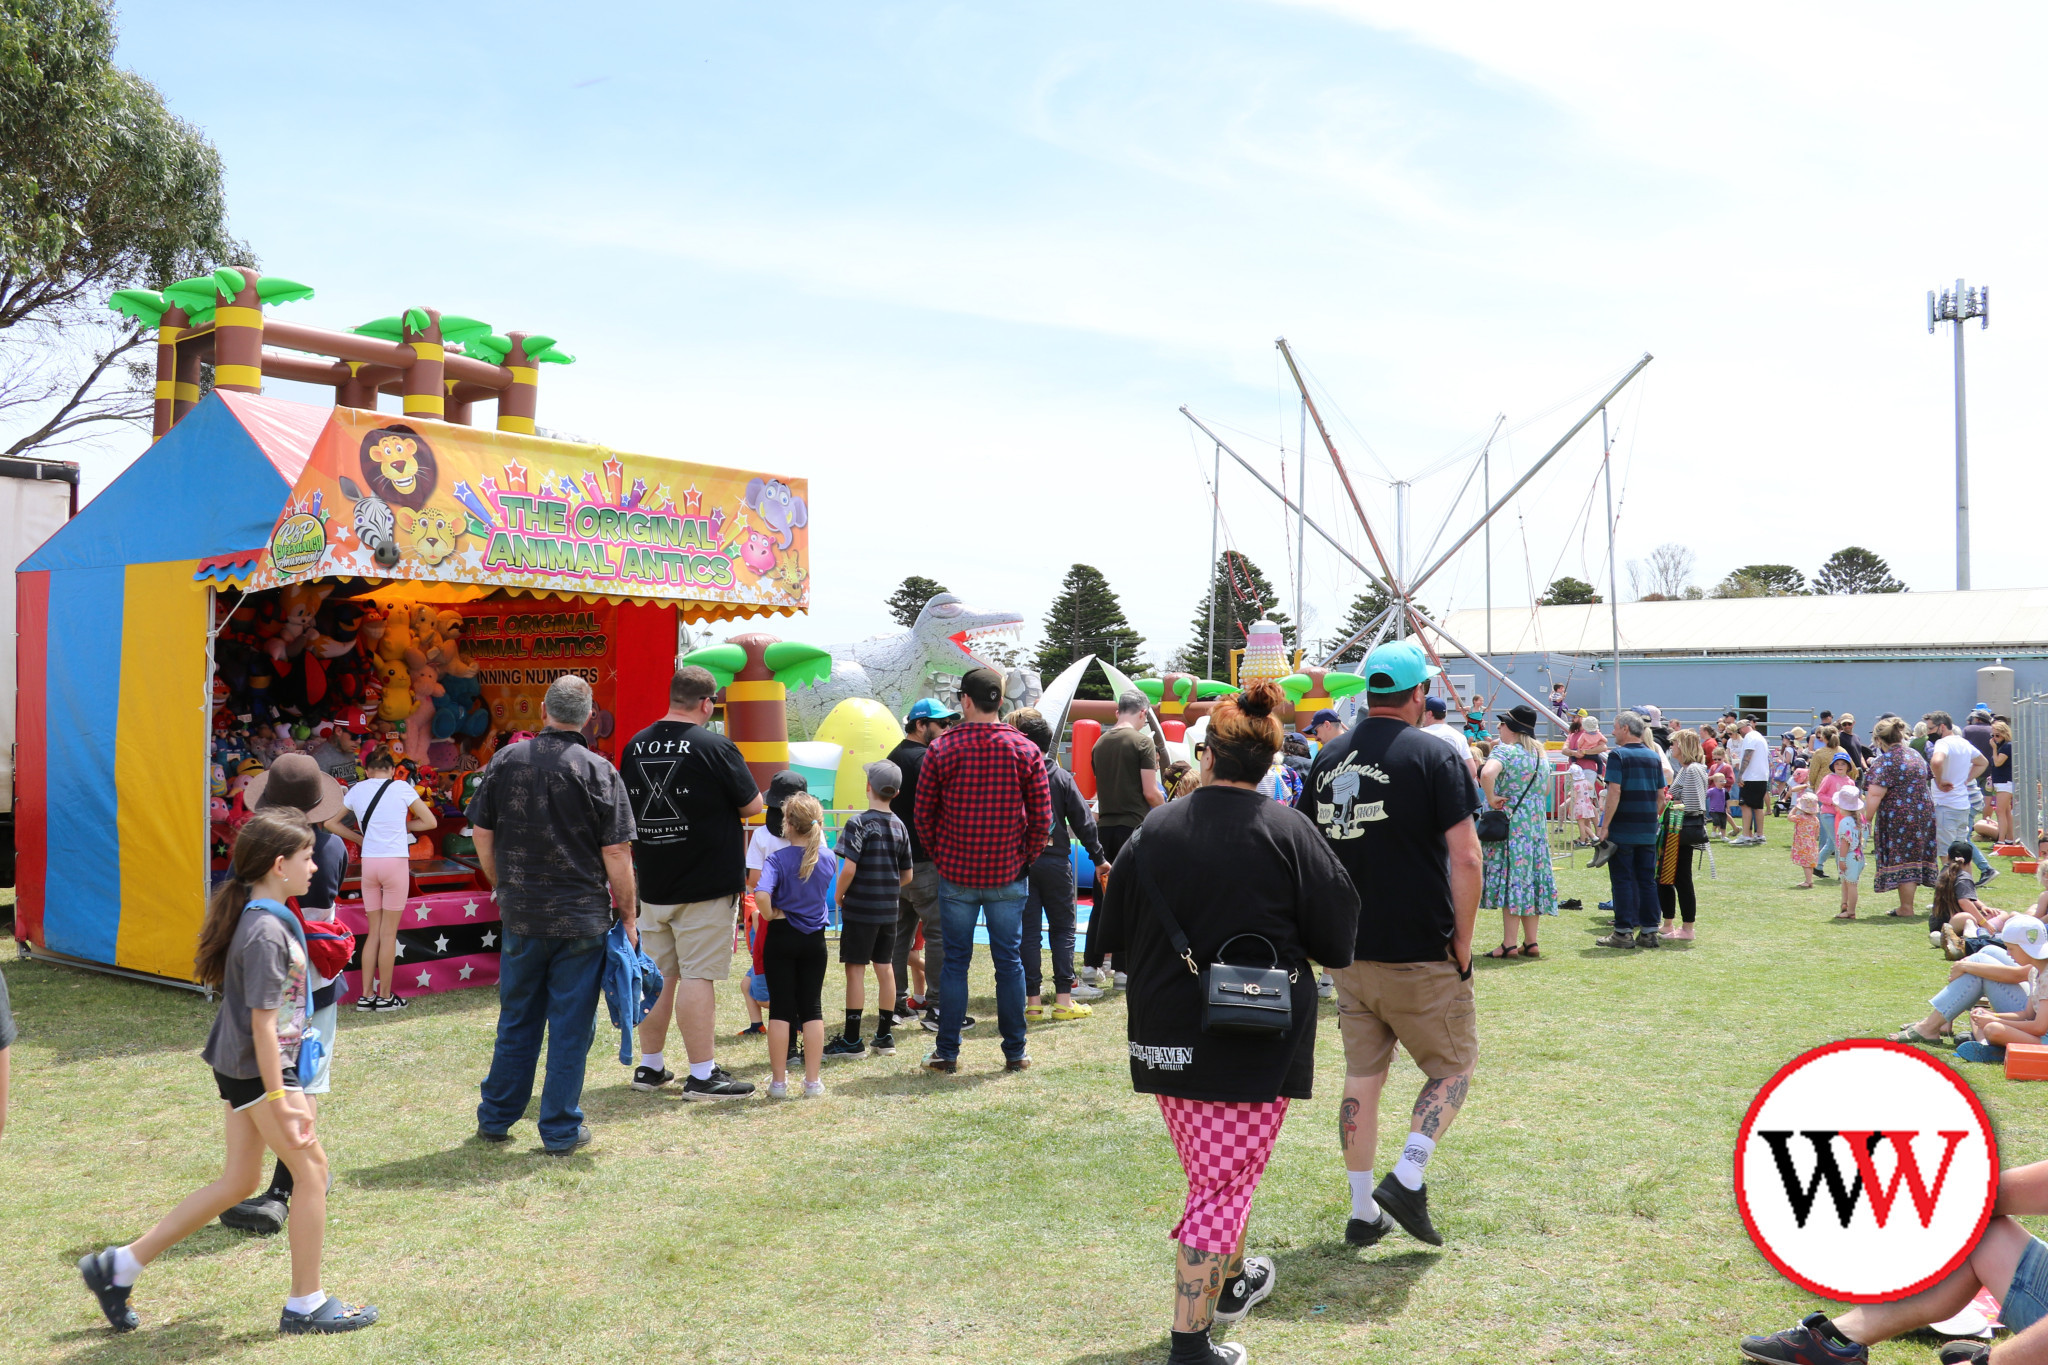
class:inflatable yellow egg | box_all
[811,698,905,811]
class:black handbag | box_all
[1478,762,1542,844]
[1680,812,1709,849]
[1137,850,1295,1040]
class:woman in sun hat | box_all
[1479,705,1557,958]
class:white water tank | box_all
[1979,664,2015,717]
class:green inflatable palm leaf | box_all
[437,314,492,344]
[186,304,215,328]
[465,335,512,364]
[107,290,167,327]
[1132,678,1164,703]
[212,267,248,300]
[532,347,575,365]
[353,316,405,341]
[519,334,556,357]
[403,306,431,336]
[1322,672,1370,699]
[162,274,217,313]
[680,643,748,689]
[763,641,833,692]
[1279,674,1313,702]
[255,277,315,306]
[1192,680,1239,699]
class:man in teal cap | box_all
[1296,638,1483,1251]
[890,696,961,1028]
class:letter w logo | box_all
[1759,1131,1970,1229]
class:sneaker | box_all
[475,1126,512,1143]
[1005,1055,1032,1072]
[922,1051,958,1074]
[1317,981,1336,1000]
[220,1195,288,1234]
[78,1248,138,1332]
[680,1066,757,1101]
[1079,966,1100,985]
[921,1011,976,1032]
[1635,931,1661,949]
[871,1032,897,1056]
[354,994,378,1012]
[767,1080,789,1099]
[822,1034,868,1059]
[1345,1208,1396,1247]
[1737,1312,1869,1363]
[376,994,409,1012]
[1113,971,1129,988]
[739,1022,766,1037]
[277,1294,379,1334]
[802,1079,826,1098]
[1050,1002,1093,1020]
[542,1123,593,1156]
[1980,866,2000,887]
[1597,901,1615,911]
[1212,1255,1276,1325]
[631,1065,675,1091]
[1940,1341,1992,1364]
[1371,1174,1443,1246]
[1595,931,1637,948]
[1070,984,1105,1002]
[892,1006,921,1026]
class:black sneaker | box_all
[1939,1343,1990,1365]
[1212,1254,1275,1324]
[476,1126,512,1143]
[220,1195,288,1234]
[1979,867,2000,887]
[1371,1173,1443,1246]
[1595,930,1637,948]
[739,1022,766,1037]
[631,1065,675,1091]
[871,1032,897,1056]
[542,1123,593,1156]
[1635,931,1661,949]
[1345,1208,1396,1247]
[822,1034,868,1059]
[354,994,378,1012]
[920,1011,976,1033]
[387,994,410,1010]
[680,1066,756,1101]
[1737,1312,1869,1363]
[77,1248,138,1332]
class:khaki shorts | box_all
[640,895,742,981]
[1330,959,1477,1079]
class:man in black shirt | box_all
[1296,639,1482,1251]
[470,675,639,1151]
[621,666,764,1100]
[887,697,958,1027]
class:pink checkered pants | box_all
[1156,1094,1291,1254]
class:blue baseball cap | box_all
[906,697,960,724]
[1363,639,1440,693]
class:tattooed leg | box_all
[1408,1073,1472,1142]
[1173,1243,1226,1332]
[1340,1070,1387,1173]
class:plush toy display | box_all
[432,653,489,740]
[405,661,442,761]
[375,655,414,722]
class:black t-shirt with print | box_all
[887,739,930,862]
[621,720,760,905]
[1295,715,1480,964]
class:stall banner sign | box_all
[245,407,810,614]
[454,601,618,734]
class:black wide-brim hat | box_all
[1496,704,1541,736]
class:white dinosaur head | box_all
[914,593,1022,672]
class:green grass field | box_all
[1,821,2043,1364]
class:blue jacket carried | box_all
[603,921,665,1065]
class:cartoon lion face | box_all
[399,502,465,566]
[358,424,437,510]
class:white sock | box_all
[688,1060,715,1082]
[111,1245,142,1287]
[1393,1133,1437,1190]
[284,1289,327,1315]
[641,1051,664,1071]
[1348,1170,1380,1220]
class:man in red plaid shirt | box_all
[913,666,1051,1073]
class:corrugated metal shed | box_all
[1432,588,2048,659]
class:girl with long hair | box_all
[756,793,840,1099]
[1658,726,1709,940]
[78,810,379,1336]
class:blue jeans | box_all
[1930,946,2034,1021]
[477,930,605,1148]
[936,877,1028,1062]
[1607,843,1661,932]
[1816,812,1837,873]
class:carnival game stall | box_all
[15,391,809,992]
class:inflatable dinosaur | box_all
[787,593,1023,738]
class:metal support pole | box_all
[1484,445,1492,660]
[1603,408,1621,715]
[1207,441,1220,677]
[1954,290,1971,591]
[1394,481,1408,639]
[1316,604,1396,670]
[1407,606,1574,738]
[1296,397,1306,662]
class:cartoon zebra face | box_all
[354,494,399,568]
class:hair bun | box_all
[1234,680,1284,719]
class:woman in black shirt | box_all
[1091,681,1358,1365]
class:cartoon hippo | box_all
[744,477,808,551]
[737,528,779,578]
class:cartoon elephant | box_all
[744,477,808,551]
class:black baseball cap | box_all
[959,667,1004,713]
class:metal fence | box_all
[2013,693,2048,844]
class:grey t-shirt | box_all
[200,905,308,1080]
[0,966,15,1050]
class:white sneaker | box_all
[1931,930,1945,948]
[767,1080,788,1099]
[1079,966,1100,985]
[1113,972,1129,988]
[1070,983,1105,1001]
[802,1080,825,1098]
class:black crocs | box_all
[279,1294,380,1334]
[77,1248,138,1332]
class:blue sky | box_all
[90,1,2048,665]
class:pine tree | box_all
[1034,564,1146,700]
[1813,547,1907,595]
[1710,564,1807,598]
[885,575,950,628]
[1541,576,1602,606]
[1320,582,1429,666]
[1175,552,1295,678]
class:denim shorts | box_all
[2004,1234,2048,1334]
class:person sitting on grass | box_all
[1937,841,2010,959]
[1739,1159,2048,1364]
[1957,984,2048,1063]
[1891,905,2048,1046]
[757,794,839,1099]
[823,761,914,1060]
[78,809,379,1337]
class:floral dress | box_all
[1869,743,1937,891]
[1789,810,1820,869]
[1482,741,1558,916]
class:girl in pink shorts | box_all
[332,748,436,1011]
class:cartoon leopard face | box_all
[401,503,464,566]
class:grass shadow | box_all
[346,1139,559,1189]
[1265,1243,1438,1323]
[47,1314,271,1364]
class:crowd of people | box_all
[21,642,2048,1361]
